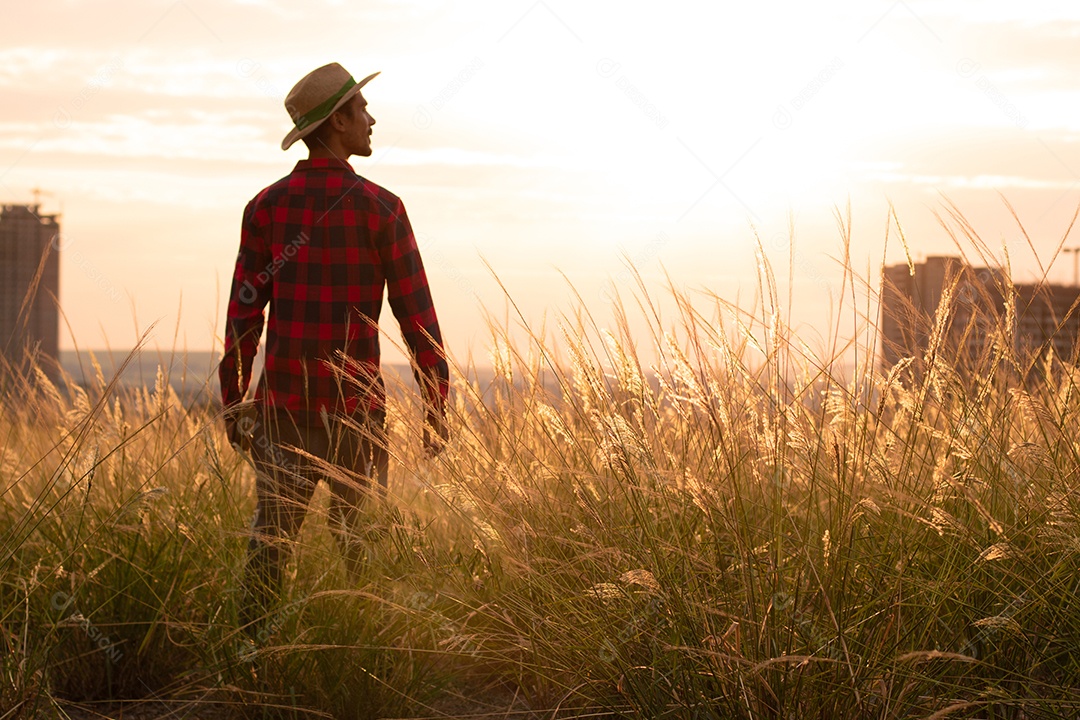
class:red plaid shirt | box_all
[219,157,448,424]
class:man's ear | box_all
[328,109,348,132]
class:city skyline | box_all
[880,254,1080,372]
[4,2,1080,363]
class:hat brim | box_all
[281,71,380,151]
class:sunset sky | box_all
[4,1,1080,366]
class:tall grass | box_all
[3,215,1080,718]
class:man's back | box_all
[220,157,447,425]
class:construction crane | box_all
[1064,247,1080,287]
[28,187,62,218]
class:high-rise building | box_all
[880,255,1080,371]
[0,204,60,365]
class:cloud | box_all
[865,127,1080,185]
[0,110,274,162]
[955,20,1080,91]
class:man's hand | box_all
[224,405,256,452]
[225,415,242,449]
[423,412,448,458]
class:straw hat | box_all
[281,63,379,151]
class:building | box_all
[880,255,1080,371]
[0,204,60,365]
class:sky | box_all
[4,0,1080,366]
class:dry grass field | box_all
[4,245,1080,719]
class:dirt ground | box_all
[34,690,557,720]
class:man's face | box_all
[344,92,375,157]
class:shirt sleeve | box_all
[219,198,271,411]
[379,198,449,417]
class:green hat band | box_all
[295,77,357,130]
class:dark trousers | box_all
[239,409,388,631]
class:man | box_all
[219,62,449,630]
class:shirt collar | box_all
[293,157,356,173]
